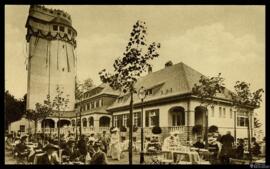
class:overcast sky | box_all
[5,5,265,132]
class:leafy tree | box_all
[75,77,94,100]
[99,20,160,164]
[192,73,225,148]
[5,91,27,130]
[25,101,53,136]
[230,81,264,163]
[51,85,70,145]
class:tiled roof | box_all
[107,62,234,110]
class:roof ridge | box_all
[180,62,191,91]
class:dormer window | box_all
[146,89,152,95]
[118,97,124,103]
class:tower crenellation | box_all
[29,5,72,23]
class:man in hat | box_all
[77,135,87,156]
[100,131,110,154]
[90,141,108,165]
[14,135,29,164]
[62,138,81,162]
[37,144,60,165]
[193,136,205,149]
[219,131,234,164]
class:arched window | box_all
[82,118,87,127]
[88,117,94,127]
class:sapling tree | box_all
[99,20,160,164]
[51,85,70,145]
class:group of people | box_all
[5,129,266,165]
[192,131,266,164]
[5,127,126,165]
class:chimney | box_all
[165,61,173,68]
[148,66,152,74]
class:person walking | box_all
[110,128,121,160]
[100,131,110,154]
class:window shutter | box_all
[137,112,141,127]
[112,116,114,127]
[146,111,149,127]
[155,110,159,126]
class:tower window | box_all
[53,25,58,31]
[68,29,71,35]
[60,26,65,32]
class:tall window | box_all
[114,116,118,127]
[237,112,249,127]
[219,107,222,117]
[133,112,141,127]
[211,106,215,117]
[91,102,95,109]
[230,109,233,119]
[53,25,58,31]
[99,99,103,107]
[123,114,128,127]
[223,108,226,118]
[96,100,100,108]
[146,109,159,127]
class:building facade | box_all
[10,60,254,143]
[25,5,77,111]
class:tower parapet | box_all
[26,5,77,48]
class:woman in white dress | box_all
[110,128,121,160]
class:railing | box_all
[168,126,186,133]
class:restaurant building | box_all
[10,61,255,143]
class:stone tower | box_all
[25,5,77,111]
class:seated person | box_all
[5,134,14,151]
[62,139,81,162]
[87,137,95,158]
[193,136,205,149]
[235,139,244,159]
[37,144,60,165]
[14,136,29,158]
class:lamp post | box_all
[75,107,79,141]
[138,86,146,164]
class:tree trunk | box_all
[234,110,237,143]
[129,90,134,165]
[34,120,37,139]
[204,109,209,148]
